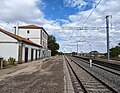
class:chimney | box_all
[15,21,19,35]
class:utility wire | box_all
[110,36,120,43]
[78,1,96,25]
[82,0,102,26]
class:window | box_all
[43,32,44,38]
[44,34,46,39]
[43,41,44,46]
[27,30,30,34]
[45,34,47,39]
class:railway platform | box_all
[0,55,74,93]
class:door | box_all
[25,47,28,62]
[39,50,41,58]
[35,50,37,60]
[31,49,34,61]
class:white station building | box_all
[0,25,51,64]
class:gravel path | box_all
[0,56,64,93]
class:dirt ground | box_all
[0,56,64,93]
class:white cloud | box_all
[0,0,45,23]
[64,0,88,10]
[0,0,120,53]
[0,0,61,34]
[58,0,120,53]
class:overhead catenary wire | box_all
[109,36,120,44]
[82,0,102,26]
[78,0,97,25]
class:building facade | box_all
[0,25,51,64]
[15,25,48,49]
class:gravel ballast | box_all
[70,56,120,92]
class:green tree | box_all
[118,43,120,46]
[90,51,99,59]
[48,35,59,56]
[110,43,120,58]
[58,52,64,55]
[71,52,77,56]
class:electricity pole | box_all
[106,15,110,62]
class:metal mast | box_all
[106,15,110,62]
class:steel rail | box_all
[73,56,120,76]
[67,56,118,93]
[64,56,87,93]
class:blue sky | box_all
[42,0,93,21]
[0,0,120,52]
[41,0,94,41]
[43,0,78,20]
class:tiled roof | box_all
[0,28,42,47]
[15,25,43,29]
[14,25,48,35]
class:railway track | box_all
[74,56,120,71]
[73,56,120,76]
[64,56,118,93]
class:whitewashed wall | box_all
[18,28,48,49]
[0,29,50,64]
[22,44,41,62]
[18,29,42,46]
[0,32,17,42]
[0,43,19,61]
[47,50,51,57]
[0,31,19,61]
[37,49,40,59]
[41,30,48,49]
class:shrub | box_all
[3,59,8,67]
[8,57,16,65]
